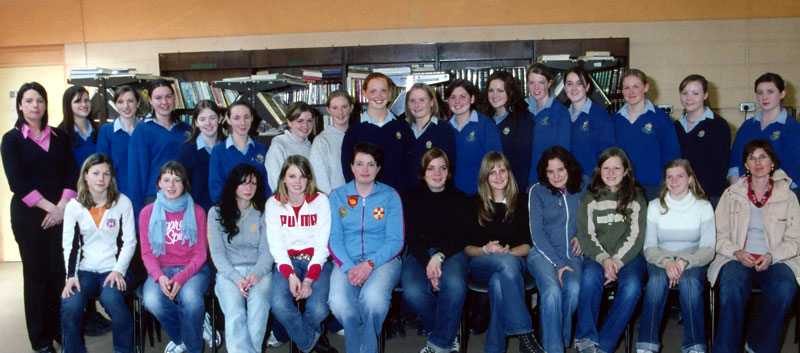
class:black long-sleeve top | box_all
[467,193,532,248]
[403,185,471,262]
[1,127,78,209]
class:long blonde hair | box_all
[275,155,319,205]
[658,159,707,214]
[476,152,518,226]
[77,153,120,209]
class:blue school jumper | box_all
[570,100,615,177]
[406,117,457,191]
[68,124,97,170]
[208,135,270,203]
[728,108,800,187]
[127,118,192,215]
[449,110,503,195]
[177,136,213,210]
[495,110,534,190]
[612,99,681,186]
[526,96,571,183]
[96,118,139,195]
[341,111,414,194]
[675,107,731,198]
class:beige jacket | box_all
[708,170,800,286]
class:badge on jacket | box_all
[347,195,358,208]
[373,207,385,220]
[106,219,116,228]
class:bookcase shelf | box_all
[157,38,629,122]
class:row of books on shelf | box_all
[590,67,625,95]
[175,80,240,110]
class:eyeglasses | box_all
[747,154,770,162]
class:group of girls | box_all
[2,62,799,353]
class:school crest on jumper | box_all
[502,127,510,135]
[184,131,192,137]
[697,130,705,138]
[642,123,653,134]
[582,121,590,132]
[540,116,549,126]
[466,131,476,142]
[771,131,781,141]
[338,206,347,218]
[347,195,358,208]
[256,154,264,164]
[373,207,385,220]
[106,219,116,228]
[425,141,432,149]
[396,131,402,140]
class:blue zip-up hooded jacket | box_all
[328,181,405,272]
[528,176,588,269]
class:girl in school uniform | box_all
[340,72,414,194]
[310,90,354,194]
[611,69,681,200]
[727,72,800,189]
[464,151,544,353]
[97,85,141,195]
[61,85,98,169]
[404,82,457,191]
[267,156,337,353]
[1,82,79,353]
[208,163,273,353]
[447,79,503,195]
[564,67,615,178]
[139,161,209,353]
[265,101,314,191]
[177,100,224,210]
[574,147,647,353]
[209,100,270,203]
[60,153,137,353]
[486,71,534,190]
[525,63,571,184]
[128,79,192,215]
[673,74,731,203]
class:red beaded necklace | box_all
[747,177,774,208]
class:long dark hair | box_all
[148,79,180,124]
[588,147,639,222]
[484,71,529,128]
[61,85,98,146]
[215,163,267,243]
[184,100,225,146]
[536,146,584,195]
[15,82,49,129]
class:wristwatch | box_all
[434,252,446,263]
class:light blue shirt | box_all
[196,135,214,154]
[225,135,255,155]
[449,110,479,132]
[112,117,139,135]
[678,106,715,133]
[526,95,555,114]
[753,108,788,127]
[618,99,656,122]
[568,99,593,123]
[74,123,94,141]
[411,117,440,139]
[494,111,509,125]
[361,111,396,128]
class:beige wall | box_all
[0,65,67,262]
[65,17,800,126]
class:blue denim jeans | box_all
[215,265,272,353]
[637,263,707,353]
[329,257,401,353]
[469,253,532,353]
[576,255,645,353]
[401,252,468,350]
[61,270,133,353]
[526,252,582,353]
[270,259,333,352]
[143,265,210,353]
[712,261,798,353]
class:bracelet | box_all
[367,260,375,268]
[482,246,489,255]
[302,278,314,285]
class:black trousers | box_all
[11,201,65,350]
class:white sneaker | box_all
[334,328,345,336]
[164,341,186,353]
[451,331,460,352]
[267,331,284,348]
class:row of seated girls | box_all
[2,62,798,353]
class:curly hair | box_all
[536,146,584,195]
[215,163,267,243]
